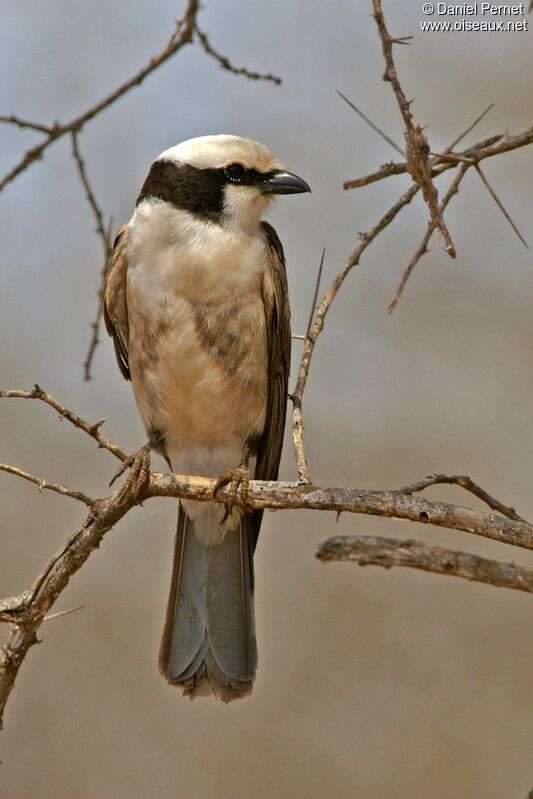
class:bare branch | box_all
[0,115,56,134]
[398,473,526,523]
[70,132,111,260]
[388,163,469,311]
[194,25,282,85]
[0,385,127,462]
[70,132,114,380]
[341,121,532,311]
[317,535,533,594]
[371,0,455,257]
[344,127,532,191]
[0,0,201,194]
[343,161,407,190]
[3,459,533,725]
[0,463,94,506]
[0,482,136,726]
[141,472,533,550]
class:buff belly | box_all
[125,229,268,540]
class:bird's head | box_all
[136,134,310,233]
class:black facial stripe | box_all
[136,160,278,220]
[136,160,226,221]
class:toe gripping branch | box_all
[213,444,254,522]
[109,443,151,502]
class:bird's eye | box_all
[224,163,246,183]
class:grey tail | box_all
[159,503,257,702]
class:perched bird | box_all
[104,134,310,701]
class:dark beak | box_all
[261,170,311,195]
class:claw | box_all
[213,464,253,522]
[109,443,151,502]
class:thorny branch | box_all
[387,163,469,311]
[2,385,533,725]
[371,0,455,256]
[343,124,532,308]
[291,2,532,478]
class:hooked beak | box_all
[260,170,311,195]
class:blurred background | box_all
[1,1,532,796]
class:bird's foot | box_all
[109,443,151,502]
[213,464,253,523]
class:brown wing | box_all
[249,221,291,549]
[103,225,130,380]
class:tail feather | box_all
[159,503,257,701]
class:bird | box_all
[103,134,310,701]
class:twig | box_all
[341,123,532,309]
[388,163,469,311]
[0,463,94,506]
[344,128,532,191]
[0,115,56,134]
[371,0,455,257]
[70,132,111,259]
[0,385,127,462]
[0,0,201,194]
[194,25,282,85]
[398,473,526,523]
[343,161,407,190]
[83,217,113,381]
[70,132,114,380]
[317,535,533,594]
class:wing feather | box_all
[250,221,291,549]
[103,225,130,380]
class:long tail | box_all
[159,503,257,701]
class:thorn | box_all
[390,35,413,45]
[337,90,405,158]
[306,248,325,336]
[475,164,528,249]
[44,605,84,622]
[88,418,106,435]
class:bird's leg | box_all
[213,443,254,522]
[109,443,152,502]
